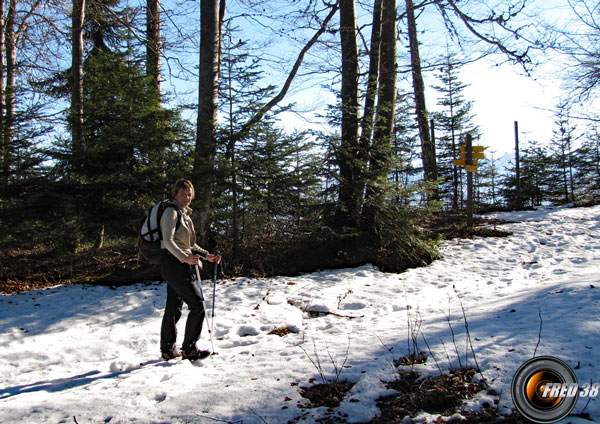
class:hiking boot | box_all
[182,347,211,361]
[161,347,182,361]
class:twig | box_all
[193,413,243,423]
[533,308,542,358]
[254,282,272,310]
[458,299,484,380]
[250,408,269,424]
[337,288,354,309]
[403,283,424,366]
[298,337,327,384]
[375,333,394,353]
[420,328,443,374]
[452,286,484,379]
[330,335,350,383]
[300,308,364,319]
[439,337,454,371]
[443,306,463,369]
[376,333,401,377]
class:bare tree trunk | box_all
[0,0,5,183]
[335,0,363,229]
[358,0,382,152]
[405,0,438,199]
[3,0,16,181]
[71,0,85,173]
[146,0,161,98]
[193,0,224,246]
[363,0,396,229]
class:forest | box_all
[0,0,598,291]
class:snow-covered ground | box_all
[1,204,599,424]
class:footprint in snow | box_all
[237,325,260,337]
[341,302,366,311]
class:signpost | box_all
[453,134,485,228]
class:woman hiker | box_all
[160,178,221,361]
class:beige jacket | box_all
[160,202,209,264]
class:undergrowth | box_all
[0,211,509,294]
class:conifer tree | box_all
[573,126,600,198]
[391,90,420,205]
[548,102,577,204]
[218,22,278,258]
[236,123,322,236]
[476,149,501,209]
[431,51,479,211]
[51,1,191,245]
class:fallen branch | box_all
[301,308,364,319]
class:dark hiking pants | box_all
[160,254,205,354]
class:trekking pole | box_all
[211,261,217,338]
[194,264,215,355]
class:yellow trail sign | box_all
[454,159,465,166]
[466,165,478,173]
[460,145,485,154]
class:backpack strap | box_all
[160,201,182,238]
[140,201,183,243]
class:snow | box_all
[1,204,600,423]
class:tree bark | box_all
[363,0,397,229]
[358,0,382,154]
[335,0,363,229]
[3,0,16,181]
[0,0,5,183]
[71,0,85,173]
[146,0,161,98]
[193,0,224,246]
[405,0,438,199]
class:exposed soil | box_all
[371,367,527,423]
[299,380,356,409]
[0,242,157,294]
[421,212,512,241]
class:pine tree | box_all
[521,141,550,207]
[236,123,322,237]
[431,51,479,211]
[46,1,191,248]
[547,102,577,204]
[391,90,420,205]
[573,126,600,199]
[217,22,279,258]
[476,149,501,210]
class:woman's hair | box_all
[171,178,195,200]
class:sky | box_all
[459,59,563,157]
[268,0,598,161]
[163,0,599,161]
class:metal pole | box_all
[194,264,215,354]
[466,134,474,228]
[515,121,521,208]
[211,262,217,340]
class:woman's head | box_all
[172,178,195,207]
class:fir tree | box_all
[217,22,281,258]
[391,90,421,205]
[431,51,479,211]
[547,102,577,204]
[573,126,600,198]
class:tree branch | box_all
[231,0,340,143]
